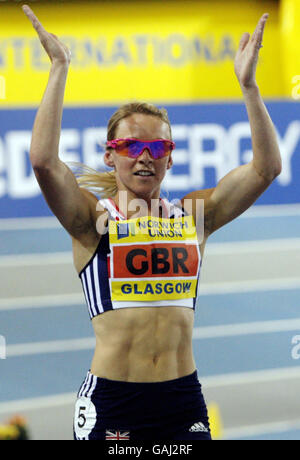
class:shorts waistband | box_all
[78,369,199,398]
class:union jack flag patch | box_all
[105,429,130,440]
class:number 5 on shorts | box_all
[74,397,97,439]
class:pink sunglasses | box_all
[106,138,175,159]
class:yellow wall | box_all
[0,1,286,105]
[280,0,300,99]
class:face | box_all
[104,113,173,202]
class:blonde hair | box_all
[70,102,172,198]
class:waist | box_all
[82,369,199,390]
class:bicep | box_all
[182,162,271,236]
[33,159,97,237]
[206,161,271,234]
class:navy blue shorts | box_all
[73,370,211,440]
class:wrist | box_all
[240,83,260,95]
[50,59,70,72]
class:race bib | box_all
[109,215,200,301]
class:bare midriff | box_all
[90,305,196,382]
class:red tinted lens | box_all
[113,139,137,156]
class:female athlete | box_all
[23,5,281,441]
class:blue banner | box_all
[0,102,299,219]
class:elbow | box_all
[30,152,57,173]
[273,163,282,179]
[262,167,282,184]
[31,161,45,173]
[254,158,282,183]
[31,163,52,179]
[269,158,282,181]
[31,164,52,180]
[30,152,46,171]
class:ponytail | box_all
[68,162,118,199]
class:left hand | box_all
[234,13,269,89]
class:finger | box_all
[238,32,250,53]
[251,13,269,48]
[22,4,47,37]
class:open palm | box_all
[234,13,269,89]
[22,4,71,65]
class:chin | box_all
[130,184,160,200]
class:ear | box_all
[167,154,173,170]
[104,149,115,168]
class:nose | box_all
[138,148,153,163]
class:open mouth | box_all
[134,170,155,177]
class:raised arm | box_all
[22,5,98,238]
[183,14,282,236]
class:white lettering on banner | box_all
[6,131,38,198]
[82,127,107,170]
[228,122,252,166]
[165,124,190,190]
[190,124,229,188]
[0,136,5,197]
[275,121,300,186]
[166,121,299,191]
[166,124,232,190]
[0,121,299,201]
[58,129,80,164]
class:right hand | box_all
[234,13,268,90]
[22,4,71,65]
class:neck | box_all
[113,190,162,219]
